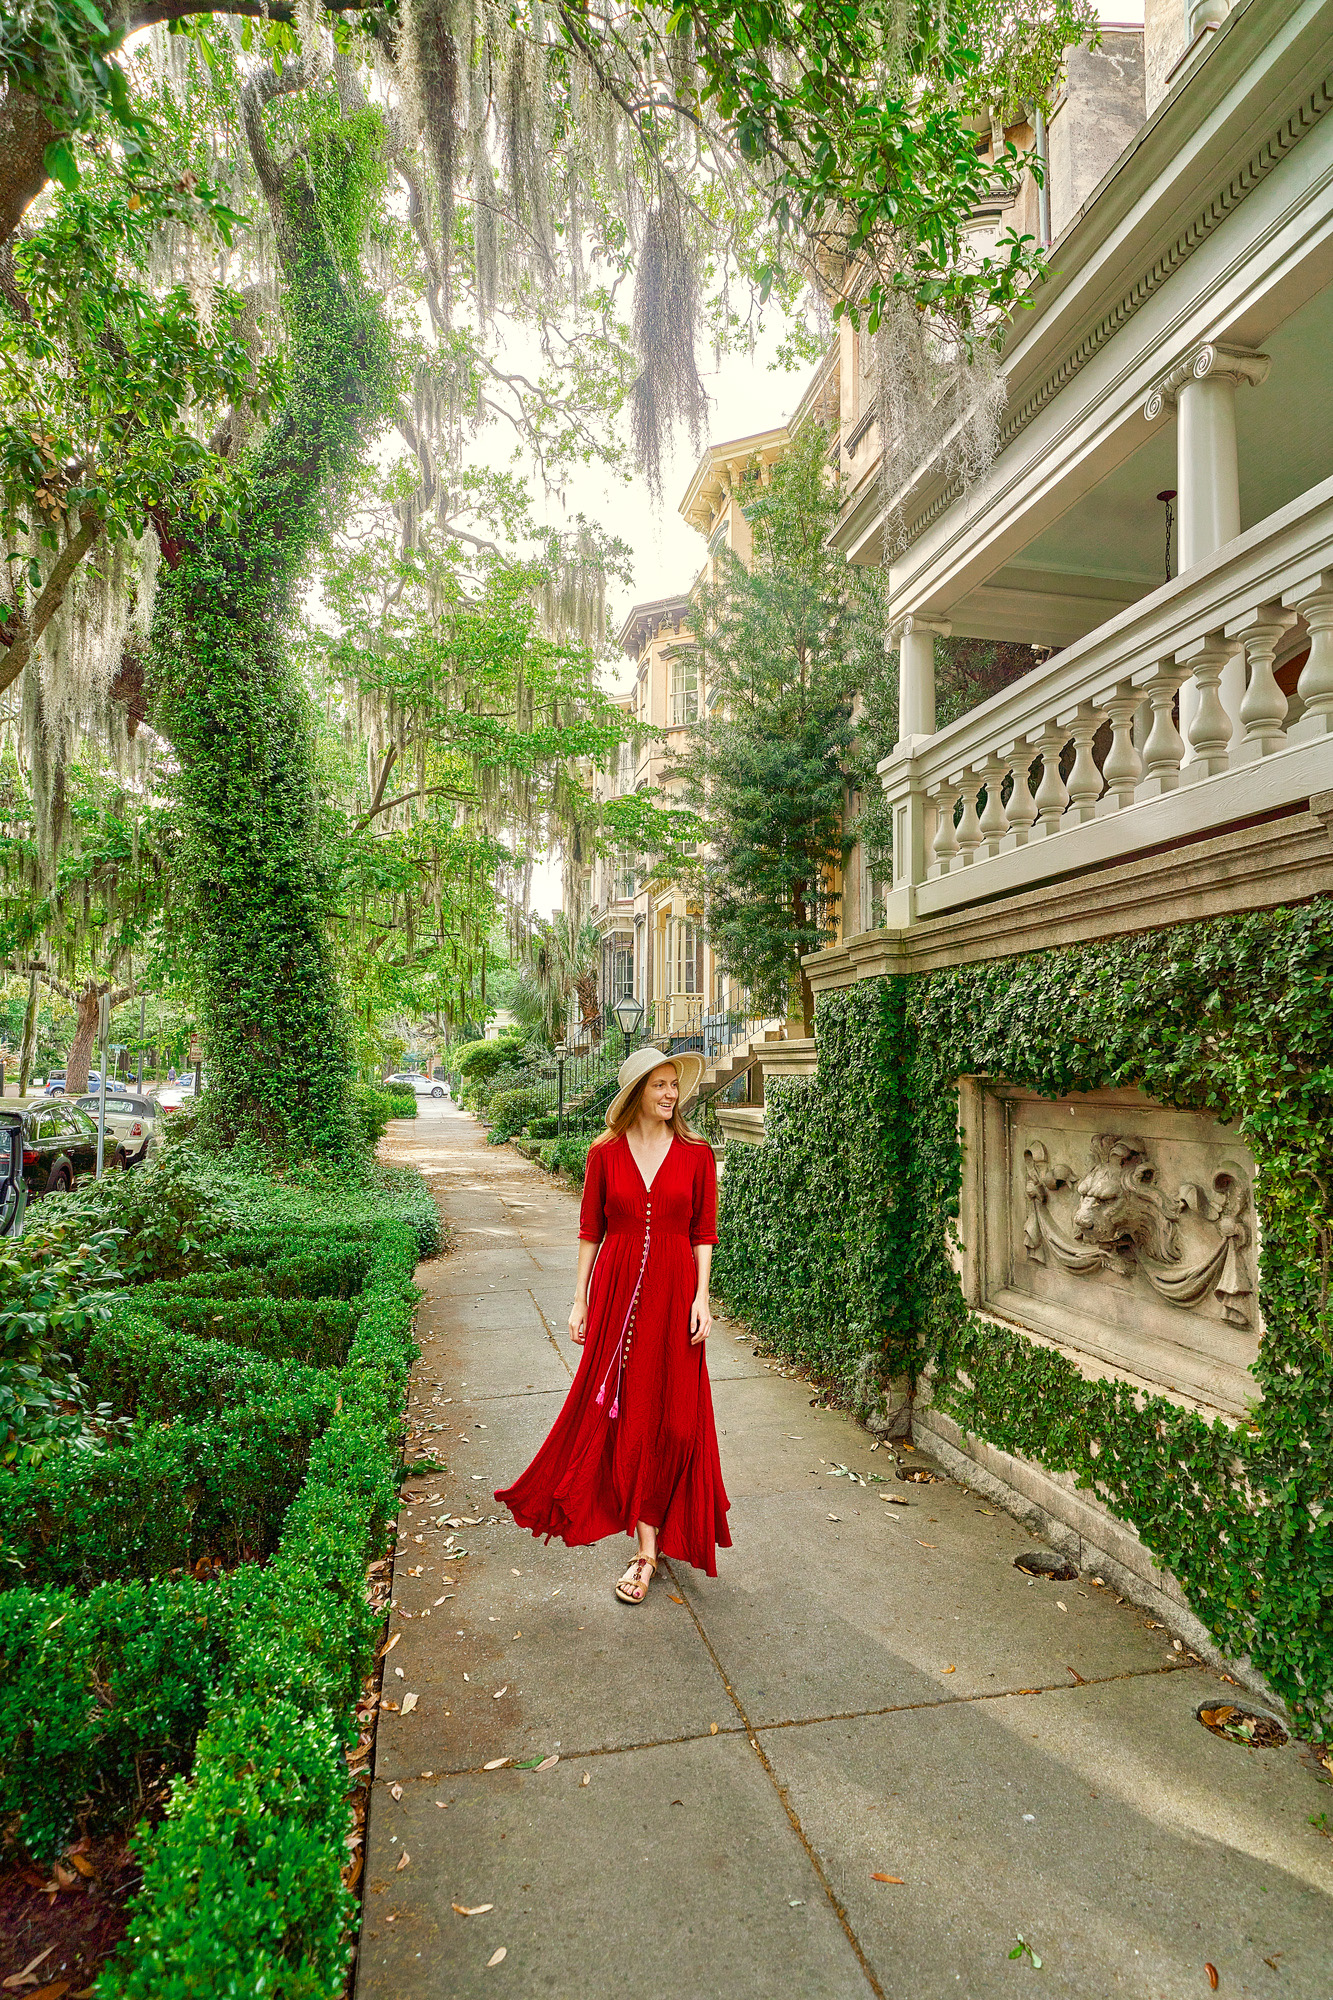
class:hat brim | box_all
[604,1049,706,1129]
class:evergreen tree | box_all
[674,424,884,1032]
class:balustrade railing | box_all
[881,476,1333,923]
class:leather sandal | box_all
[615,1553,657,1604]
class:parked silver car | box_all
[75,1091,161,1169]
[384,1070,447,1099]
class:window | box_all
[617,739,634,791]
[616,852,637,901]
[612,947,634,1001]
[670,654,698,727]
[674,921,699,995]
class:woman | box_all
[495,1045,731,1603]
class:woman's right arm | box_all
[570,1237,599,1344]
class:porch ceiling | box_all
[948,280,1333,647]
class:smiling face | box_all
[641,1063,679,1126]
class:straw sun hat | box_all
[604,1044,705,1128]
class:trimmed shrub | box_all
[0,1574,239,1862]
[383,1085,417,1119]
[93,1291,358,1370]
[0,1384,337,1589]
[80,1315,330,1425]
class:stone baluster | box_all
[1284,576,1333,741]
[930,782,961,872]
[1137,665,1188,796]
[1031,722,1069,836]
[977,753,1010,855]
[1064,702,1105,823]
[1181,638,1234,777]
[1003,743,1040,844]
[1227,606,1297,761]
[1099,684,1143,810]
[955,780,984,864]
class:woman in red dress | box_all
[495,1047,731,1602]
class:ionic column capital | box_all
[1144,342,1270,421]
[888,612,952,646]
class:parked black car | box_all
[0,1110,24,1233]
[17,1097,99,1196]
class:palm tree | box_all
[515,913,603,1045]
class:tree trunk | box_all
[66,987,101,1094]
[0,89,58,250]
[18,971,38,1094]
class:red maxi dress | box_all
[495,1132,732,1576]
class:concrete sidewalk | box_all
[358,1101,1333,2000]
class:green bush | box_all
[0,1382,337,1590]
[80,1314,330,1426]
[453,1033,524,1083]
[383,1084,418,1119]
[486,1083,548,1141]
[95,1290,358,1370]
[44,1148,237,1283]
[537,1136,590,1184]
[103,1218,420,1995]
[0,1216,128,1471]
[350,1083,391,1150]
[0,1574,238,1862]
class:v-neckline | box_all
[626,1129,673,1196]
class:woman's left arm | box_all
[690,1244,713,1344]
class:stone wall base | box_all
[911,1396,1285,1720]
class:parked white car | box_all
[385,1070,448,1100]
[74,1090,161,1169]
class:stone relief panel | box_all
[959,1084,1261,1417]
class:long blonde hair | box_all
[592,1064,709,1148]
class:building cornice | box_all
[837,1,1333,564]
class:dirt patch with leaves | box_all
[0,1833,143,1998]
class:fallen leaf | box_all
[916,1541,937,1549]
[67,1852,95,1880]
[580,1773,590,1786]
[29,1983,71,2000]
[483,1757,510,1771]
[380,1632,401,1658]
[434,1595,451,1606]
[942,1665,956,1674]
[51,1863,76,1890]
[493,1686,508,1699]
[668,1593,684,1604]
[453,1903,495,1916]
[1056,1600,1068,1612]
[535,1753,560,1771]
[870,1874,905,1884]
[401,1692,419,1714]
[1206,1967,1219,1991]
[390,1783,403,1800]
[396,1850,411,1870]
[828,1514,841,1522]
[709,1723,719,1735]
[486,1948,507,1967]
[5,1949,55,1991]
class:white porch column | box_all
[888,608,948,752]
[891,614,951,750]
[1145,343,1269,569]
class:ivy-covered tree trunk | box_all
[17,969,38,1095]
[150,70,395,1156]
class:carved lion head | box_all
[1072,1137,1177,1261]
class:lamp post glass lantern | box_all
[612,994,644,1054]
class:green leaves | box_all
[41,137,79,191]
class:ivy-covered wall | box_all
[713,899,1333,1729]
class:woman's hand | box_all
[689,1293,711,1345]
[569,1297,588,1345]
